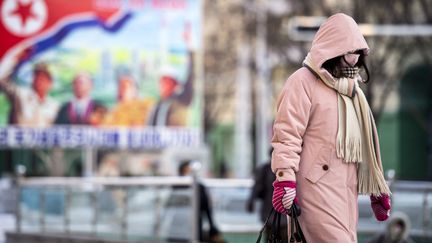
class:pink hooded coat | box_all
[271,13,370,242]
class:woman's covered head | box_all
[306,13,371,82]
[322,50,370,82]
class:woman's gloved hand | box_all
[272,180,297,214]
[370,194,391,221]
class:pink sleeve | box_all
[271,75,312,181]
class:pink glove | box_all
[370,194,391,221]
[272,180,297,214]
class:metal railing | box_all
[388,180,432,237]
[16,175,201,242]
[14,176,432,241]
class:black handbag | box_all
[256,204,307,243]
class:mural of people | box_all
[0,0,202,178]
[55,72,106,125]
[0,62,59,127]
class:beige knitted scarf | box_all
[303,54,390,196]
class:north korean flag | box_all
[0,0,131,76]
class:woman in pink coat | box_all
[271,13,392,242]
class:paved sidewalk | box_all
[0,214,15,243]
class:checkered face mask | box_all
[339,66,359,79]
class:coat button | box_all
[322,165,329,171]
[278,171,284,177]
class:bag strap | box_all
[294,215,307,242]
[256,208,284,243]
[271,210,282,242]
[290,204,307,243]
[289,216,295,243]
[256,208,275,243]
[276,212,282,239]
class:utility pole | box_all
[255,0,271,166]
[235,45,252,178]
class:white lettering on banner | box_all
[7,127,16,147]
[21,128,36,147]
[0,126,201,149]
[129,129,153,149]
[118,128,128,149]
[0,128,6,146]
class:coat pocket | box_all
[305,147,332,184]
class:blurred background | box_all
[0,0,431,242]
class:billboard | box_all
[0,0,202,149]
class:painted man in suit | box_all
[55,72,105,125]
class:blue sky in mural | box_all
[59,0,202,52]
